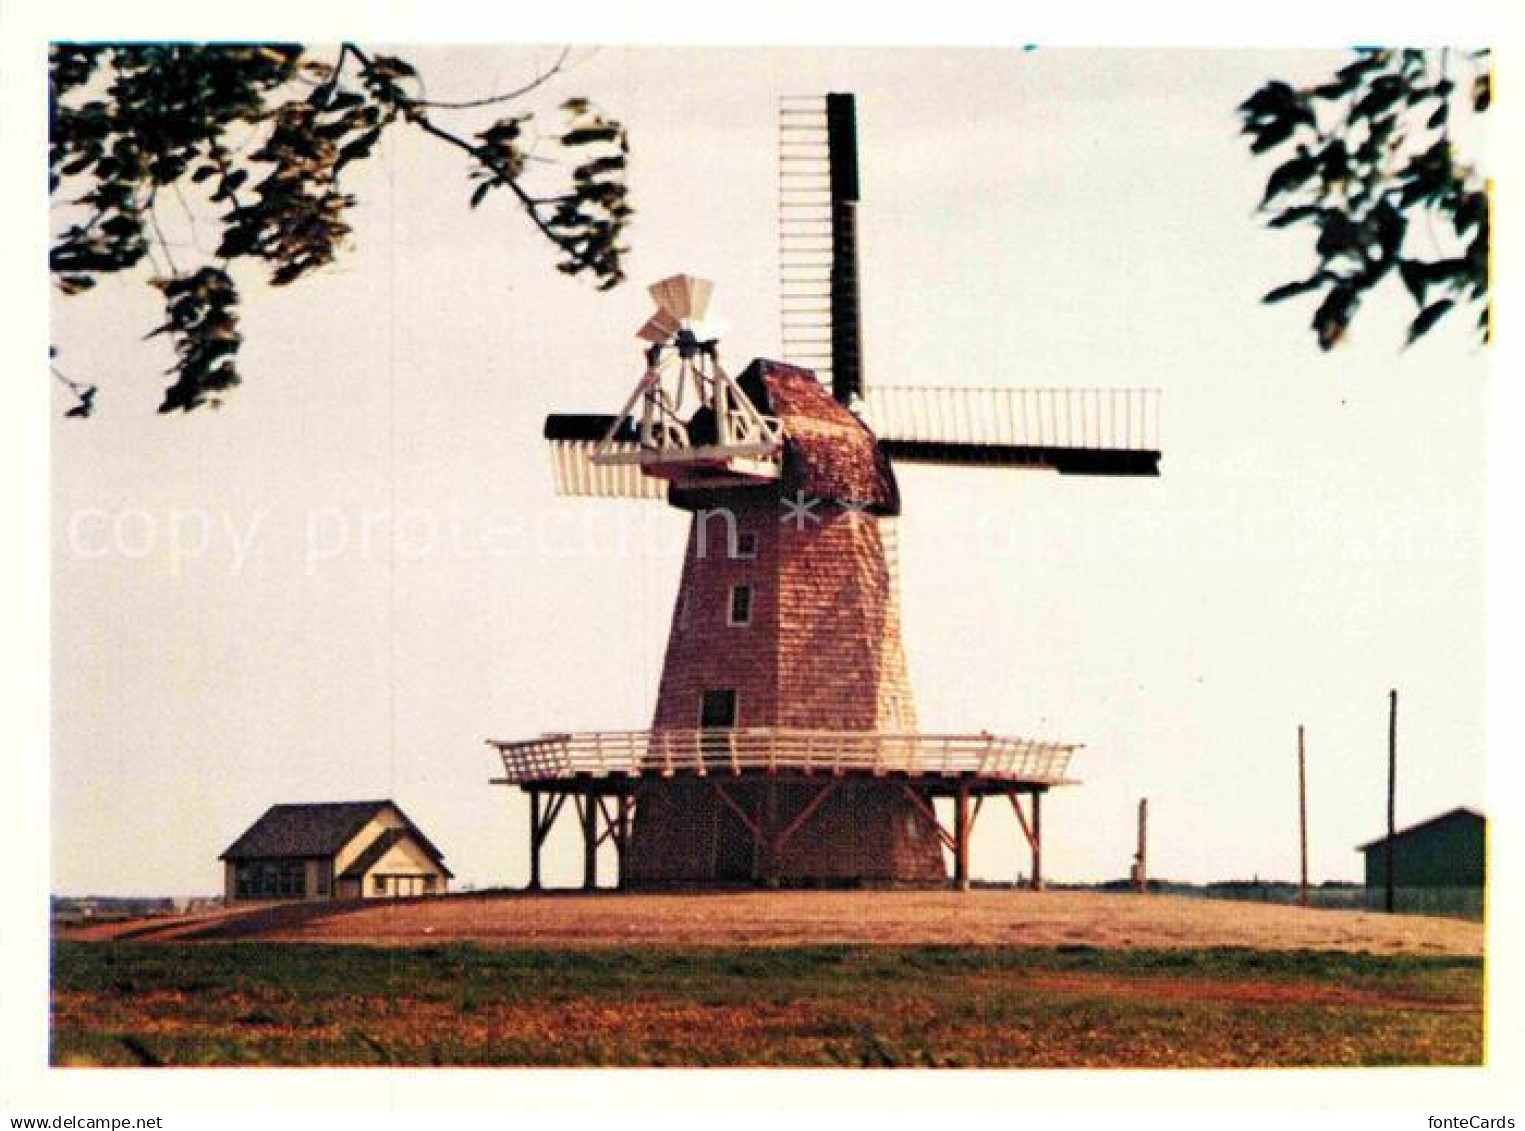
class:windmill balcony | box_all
[488,728,1080,787]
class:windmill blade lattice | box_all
[866,386,1162,475]
[778,95,843,396]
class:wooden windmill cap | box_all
[729,359,900,515]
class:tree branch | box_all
[410,46,572,110]
[345,42,609,277]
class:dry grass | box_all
[55,892,1483,1068]
[65,889,1484,955]
[51,942,1482,1068]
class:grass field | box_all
[51,941,1484,1068]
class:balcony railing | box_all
[489,728,1080,785]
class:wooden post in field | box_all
[1134,798,1149,893]
[1298,725,1309,908]
[1386,689,1398,914]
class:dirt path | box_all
[61,889,1483,955]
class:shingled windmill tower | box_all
[491,94,1160,889]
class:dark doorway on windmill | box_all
[701,689,737,729]
[700,688,737,773]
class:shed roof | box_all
[1356,806,1485,852]
[219,800,447,866]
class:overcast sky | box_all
[49,46,1491,894]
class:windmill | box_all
[490,93,1161,890]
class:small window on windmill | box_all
[677,590,690,631]
[728,584,753,626]
[732,531,757,560]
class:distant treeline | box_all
[51,894,221,923]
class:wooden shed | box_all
[1357,807,1485,917]
[220,800,452,902]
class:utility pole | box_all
[1133,798,1149,893]
[1386,689,1398,914]
[1298,724,1309,908]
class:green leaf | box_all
[1397,259,1430,305]
[1262,153,1318,206]
[1263,275,1325,304]
[1473,73,1491,112]
[1313,284,1358,349]
[1408,299,1454,344]
[1268,204,1322,229]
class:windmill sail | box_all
[867,385,1162,476]
[779,93,863,405]
[543,414,666,499]
[548,89,1161,498]
[779,92,1160,478]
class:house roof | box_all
[1356,806,1485,852]
[336,827,453,880]
[219,800,448,868]
[741,360,901,515]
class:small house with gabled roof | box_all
[220,800,452,902]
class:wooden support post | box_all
[1386,689,1398,914]
[1134,798,1149,893]
[581,793,598,891]
[528,791,543,891]
[1031,791,1043,891]
[775,781,840,852]
[901,785,957,853]
[954,784,971,891]
[1010,791,1042,890]
[1298,724,1309,908]
[617,793,633,890]
[763,778,780,886]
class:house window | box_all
[423,875,437,894]
[728,584,753,626]
[732,531,757,560]
[373,875,387,895]
[237,861,305,899]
